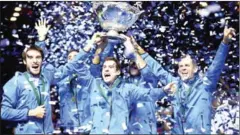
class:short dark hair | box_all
[22,45,44,60]
[104,57,121,71]
[179,54,197,68]
[67,49,79,56]
[128,60,139,70]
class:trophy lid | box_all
[92,2,143,15]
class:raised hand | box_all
[119,34,136,57]
[35,18,51,41]
[119,34,133,47]
[90,32,107,46]
[129,36,146,54]
[84,32,108,53]
[120,34,147,69]
[222,21,236,44]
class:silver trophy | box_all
[92,2,144,41]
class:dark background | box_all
[0,1,239,134]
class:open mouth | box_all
[32,65,39,69]
[104,74,111,78]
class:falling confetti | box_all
[0,1,239,134]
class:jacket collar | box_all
[101,77,122,90]
[181,73,199,85]
[24,71,47,85]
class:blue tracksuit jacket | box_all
[127,74,159,134]
[1,43,88,134]
[68,48,167,134]
[91,41,161,134]
[57,75,91,129]
[141,42,230,134]
[35,41,95,131]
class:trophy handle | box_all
[132,10,144,24]
[136,10,144,16]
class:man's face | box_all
[178,56,197,81]
[68,51,78,62]
[23,49,43,76]
[129,62,140,76]
[102,60,120,84]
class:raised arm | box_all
[127,36,159,87]
[90,32,115,77]
[204,26,235,92]
[120,34,177,86]
[120,34,147,69]
[139,46,177,85]
[51,47,93,84]
[33,18,98,84]
[139,64,159,87]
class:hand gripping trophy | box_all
[92,2,144,42]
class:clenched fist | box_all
[28,105,46,119]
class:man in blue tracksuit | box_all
[55,50,92,133]
[65,35,174,134]
[34,19,113,133]
[138,26,235,134]
[0,19,93,134]
[34,19,90,133]
[35,42,92,134]
[0,44,87,134]
[126,61,159,134]
[55,37,112,133]
[1,45,54,134]
[90,35,161,134]
[121,36,160,134]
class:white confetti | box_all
[137,103,144,108]
[122,122,127,130]
[185,128,194,133]
[102,129,109,134]
[49,101,57,105]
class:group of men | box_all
[1,18,235,134]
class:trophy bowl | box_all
[92,2,144,41]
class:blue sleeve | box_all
[100,41,115,62]
[35,41,48,57]
[129,84,167,103]
[42,49,93,85]
[141,53,177,85]
[204,42,230,92]
[1,75,29,121]
[89,64,102,77]
[140,65,159,88]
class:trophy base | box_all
[102,30,125,43]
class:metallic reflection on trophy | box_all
[92,2,144,41]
